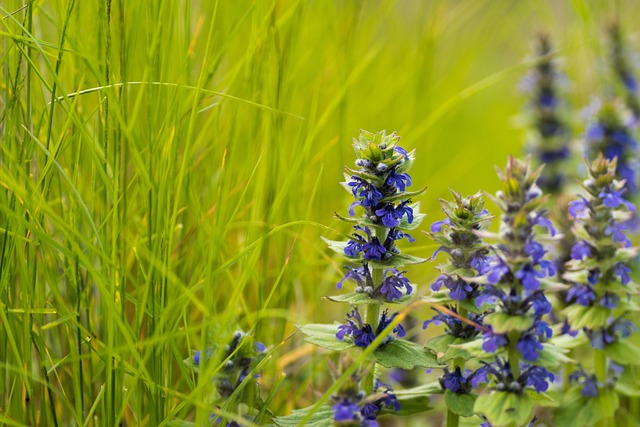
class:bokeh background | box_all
[1,0,639,425]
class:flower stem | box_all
[445,306,467,427]
[594,348,609,427]
[363,265,382,395]
[446,410,460,427]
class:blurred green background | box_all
[1,0,639,425]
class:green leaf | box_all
[373,339,441,370]
[272,405,334,427]
[451,338,495,360]
[553,386,619,427]
[298,323,354,351]
[474,391,535,427]
[369,253,428,268]
[483,312,534,334]
[325,288,414,305]
[380,383,440,416]
[444,389,477,417]
[604,337,640,366]
[535,343,574,369]
[425,335,472,363]
[563,305,615,330]
[524,389,557,407]
[380,185,428,203]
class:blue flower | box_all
[516,333,544,361]
[377,310,406,339]
[598,188,636,211]
[476,286,507,308]
[442,368,466,392]
[337,308,405,348]
[375,201,413,227]
[566,284,596,306]
[470,253,491,274]
[430,218,451,232]
[386,171,412,192]
[373,380,401,412]
[336,308,376,347]
[524,365,555,393]
[349,177,383,208]
[482,331,508,353]
[586,123,605,141]
[345,226,387,260]
[332,399,360,422]
[568,368,599,398]
[614,263,631,285]
[375,205,400,227]
[570,241,593,260]
[486,258,510,284]
[605,220,632,247]
[431,275,473,300]
[515,264,541,291]
[394,146,409,159]
[380,269,413,301]
[599,293,620,309]
[337,266,369,290]
[568,198,590,219]
[529,292,552,316]
[348,176,367,197]
[524,238,545,262]
[531,213,556,236]
[386,228,416,243]
[449,280,473,301]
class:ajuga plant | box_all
[585,100,639,199]
[457,157,564,427]
[186,330,267,426]
[554,154,640,427]
[424,191,493,426]
[521,33,572,195]
[278,130,438,427]
[608,23,640,118]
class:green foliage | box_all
[373,339,441,370]
[298,324,355,351]
[380,383,441,416]
[325,290,414,305]
[444,389,477,417]
[425,335,473,363]
[272,405,334,427]
[483,312,534,334]
[474,391,536,427]
[554,387,620,427]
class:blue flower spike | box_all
[561,154,639,411]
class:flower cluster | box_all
[521,33,571,194]
[190,331,266,426]
[563,154,638,352]
[332,130,425,303]
[471,157,559,426]
[336,307,406,348]
[568,362,623,398]
[331,378,400,427]
[429,190,492,302]
[584,100,639,197]
[474,357,555,394]
[565,155,637,356]
[192,331,266,399]
[289,130,436,427]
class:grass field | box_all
[1,1,639,425]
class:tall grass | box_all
[0,1,637,425]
